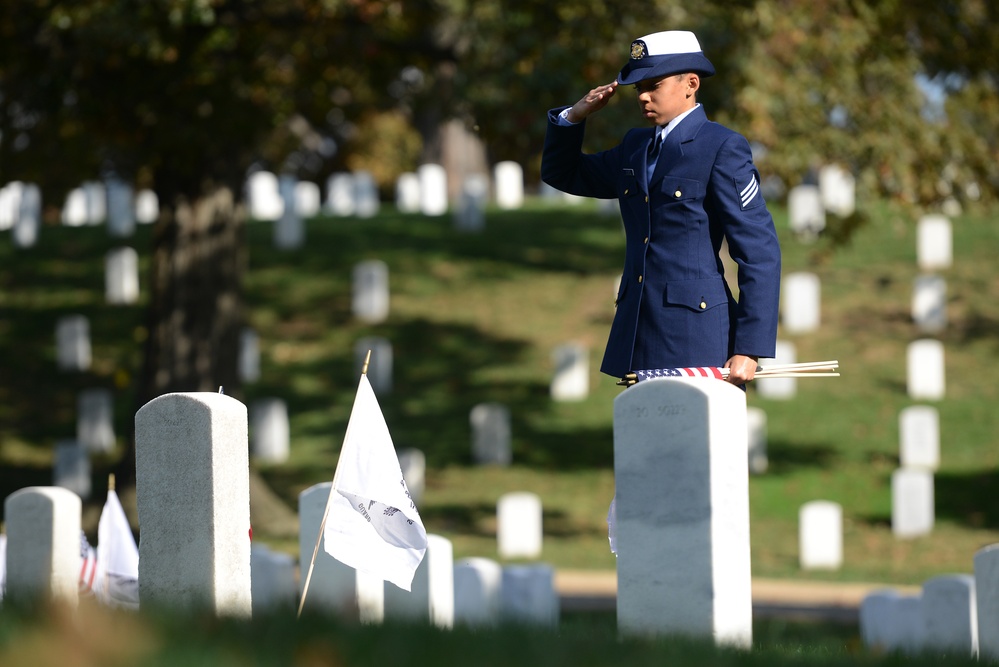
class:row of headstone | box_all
[0,181,42,248]
[858,545,999,659]
[786,165,857,238]
[325,172,379,218]
[246,172,324,222]
[296,483,557,627]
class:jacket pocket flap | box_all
[663,278,728,311]
[660,177,703,200]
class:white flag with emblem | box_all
[323,374,427,591]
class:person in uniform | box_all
[541,30,781,386]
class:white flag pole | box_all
[297,349,371,619]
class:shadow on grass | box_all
[764,438,839,475]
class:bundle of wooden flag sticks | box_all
[617,360,840,386]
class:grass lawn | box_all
[1,196,997,593]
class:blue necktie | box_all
[647,129,663,182]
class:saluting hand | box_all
[566,81,618,124]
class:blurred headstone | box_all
[13,183,41,248]
[974,544,999,661]
[354,171,380,219]
[899,406,939,471]
[106,176,135,238]
[818,164,855,217]
[781,272,821,334]
[275,175,304,249]
[83,181,106,225]
[497,492,542,559]
[239,328,260,384]
[78,388,115,453]
[395,173,421,213]
[0,181,21,230]
[250,398,290,464]
[860,590,923,654]
[384,534,454,629]
[501,564,559,627]
[907,339,945,400]
[494,161,524,210]
[917,215,953,271]
[912,275,947,333]
[105,247,140,305]
[135,189,159,224]
[56,315,92,372]
[397,448,426,507]
[892,467,934,538]
[920,574,978,657]
[53,440,91,499]
[295,181,321,218]
[453,174,488,232]
[246,171,283,221]
[250,544,296,614]
[453,557,502,627]
[418,164,448,216]
[470,403,511,466]
[352,260,390,324]
[798,500,842,570]
[787,185,825,238]
[4,486,82,607]
[746,406,768,474]
[62,186,89,227]
[326,173,355,216]
[551,343,589,402]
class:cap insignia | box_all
[630,40,647,60]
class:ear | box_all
[686,73,700,97]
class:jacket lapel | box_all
[649,106,708,187]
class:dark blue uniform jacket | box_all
[541,105,781,378]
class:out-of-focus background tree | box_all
[1,0,996,490]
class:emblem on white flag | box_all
[323,374,428,591]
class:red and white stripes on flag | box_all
[635,366,725,381]
[79,531,98,594]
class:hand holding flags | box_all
[618,360,840,386]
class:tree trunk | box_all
[116,185,246,487]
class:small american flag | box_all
[635,367,724,381]
[79,531,98,594]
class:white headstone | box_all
[756,340,797,400]
[135,392,251,616]
[62,186,89,227]
[746,406,768,474]
[917,215,953,271]
[798,500,842,570]
[298,482,384,621]
[550,343,589,402]
[135,189,159,224]
[921,574,978,656]
[453,174,488,232]
[83,181,106,225]
[395,173,421,213]
[781,272,821,334]
[899,406,940,471]
[354,171,380,219]
[912,275,947,333]
[470,403,511,466]
[354,337,392,395]
[250,543,296,614]
[398,448,426,507]
[418,164,448,216]
[497,492,543,559]
[860,590,923,654]
[974,544,999,661]
[453,557,502,627]
[384,534,454,629]
[250,398,290,464]
[907,339,945,400]
[294,181,322,218]
[105,247,140,305]
[892,467,934,538]
[818,164,855,217]
[4,486,81,606]
[326,173,356,216]
[0,181,21,230]
[13,183,41,248]
[494,161,524,210]
[56,315,92,372]
[77,388,115,453]
[613,378,752,646]
[275,175,304,250]
[787,184,825,238]
[106,177,135,238]
[0,533,6,602]
[53,440,91,499]
[247,171,283,221]
[500,564,559,627]
[239,328,260,384]
[352,260,390,324]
